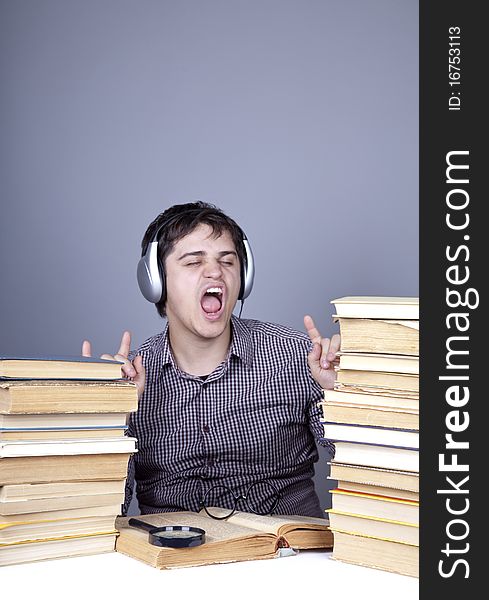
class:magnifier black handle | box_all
[128,518,156,532]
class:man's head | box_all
[139,201,250,319]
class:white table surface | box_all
[1,548,419,600]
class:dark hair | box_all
[141,201,246,317]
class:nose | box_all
[203,258,223,279]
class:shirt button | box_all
[202,424,210,433]
[207,459,214,467]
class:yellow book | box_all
[328,509,419,545]
[330,488,418,524]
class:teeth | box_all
[206,287,223,294]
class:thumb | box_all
[132,355,145,399]
[133,355,144,374]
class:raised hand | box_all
[82,331,145,398]
[304,315,341,390]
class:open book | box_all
[115,509,333,569]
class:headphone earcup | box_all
[137,241,164,303]
[239,237,255,300]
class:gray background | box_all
[0,0,418,515]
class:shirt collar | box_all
[156,315,254,371]
[154,321,173,367]
[229,315,254,369]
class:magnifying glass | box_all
[128,518,206,548]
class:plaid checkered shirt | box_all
[123,316,334,518]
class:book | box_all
[335,370,419,395]
[321,422,418,450]
[0,514,118,544]
[331,441,419,472]
[329,462,419,493]
[330,296,419,320]
[328,510,419,546]
[0,380,138,413]
[331,530,418,577]
[323,388,419,410]
[329,479,419,502]
[320,399,419,430]
[0,452,133,485]
[330,489,418,525]
[0,437,137,458]
[0,412,129,428]
[0,479,126,501]
[334,317,419,356]
[0,532,116,567]
[0,491,125,515]
[0,355,124,380]
[0,502,123,526]
[0,427,128,441]
[337,353,419,375]
[335,370,419,394]
[115,510,333,569]
[325,295,420,579]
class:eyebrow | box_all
[177,250,238,261]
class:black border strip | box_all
[420,2,482,595]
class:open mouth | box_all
[200,286,224,317]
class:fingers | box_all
[100,351,137,379]
[304,315,322,344]
[318,336,340,369]
[82,331,141,388]
[114,353,137,378]
[308,339,334,369]
[329,333,341,358]
[304,315,341,369]
[87,331,135,378]
[117,331,132,359]
[81,340,92,357]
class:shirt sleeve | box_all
[122,348,142,515]
[121,411,137,516]
[307,354,335,457]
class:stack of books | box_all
[0,355,138,567]
[320,296,419,578]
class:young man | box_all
[82,202,340,518]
